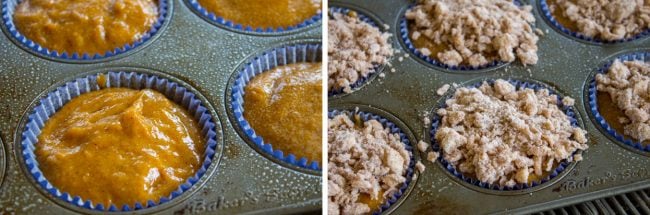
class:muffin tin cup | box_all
[14,68,223,213]
[328,104,418,215]
[184,0,321,35]
[0,0,170,63]
[227,41,322,174]
[429,78,585,194]
[397,0,527,72]
[539,0,650,45]
[327,5,390,97]
[586,51,650,154]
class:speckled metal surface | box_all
[0,0,322,214]
[329,0,650,214]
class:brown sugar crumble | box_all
[328,113,410,214]
[427,151,440,162]
[328,11,394,93]
[437,84,451,96]
[417,140,429,152]
[596,60,650,142]
[405,0,539,67]
[434,79,588,186]
[549,0,650,41]
[415,161,426,173]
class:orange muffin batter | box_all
[244,63,322,163]
[546,0,579,33]
[36,88,205,207]
[358,190,385,212]
[197,0,321,29]
[13,0,158,55]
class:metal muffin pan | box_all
[329,0,650,214]
[0,0,322,214]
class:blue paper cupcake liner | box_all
[539,0,650,44]
[430,79,582,191]
[20,71,219,211]
[328,109,415,214]
[399,0,526,71]
[1,0,169,61]
[328,6,386,96]
[231,43,322,171]
[185,0,321,34]
[588,52,650,153]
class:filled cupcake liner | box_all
[231,43,322,171]
[1,0,169,61]
[20,71,219,211]
[539,0,650,44]
[588,52,650,153]
[399,0,525,71]
[186,0,321,34]
[328,6,385,96]
[430,79,581,191]
[328,109,415,214]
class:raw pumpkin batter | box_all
[546,0,580,33]
[597,92,633,141]
[357,190,385,212]
[244,63,322,163]
[36,88,205,207]
[13,0,158,55]
[197,0,321,29]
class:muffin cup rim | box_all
[13,68,223,213]
[0,135,5,188]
